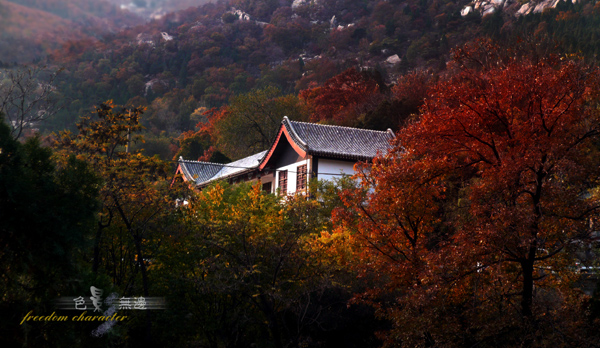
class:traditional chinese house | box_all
[175,117,395,194]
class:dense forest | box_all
[2,0,600,347]
[17,0,600,161]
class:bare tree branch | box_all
[0,66,63,139]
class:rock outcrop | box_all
[461,0,579,18]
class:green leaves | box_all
[154,182,340,346]
[0,115,100,346]
[213,86,309,159]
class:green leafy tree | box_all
[154,182,365,347]
[0,114,100,346]
[53,102,188,345]
[214,86,309,159]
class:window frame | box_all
[296,164,307,191]
[278,170,288,195]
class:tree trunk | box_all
[133,233,152,345]
[93,209,112,274]
[259,294,284,348]
[521,251,535,318]
[92,226,103,274]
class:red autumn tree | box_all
[335,40,600,346]
[172,106,232,162]
[299,67,380,124]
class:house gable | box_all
[259,120,306,171]
[259,126,305,172]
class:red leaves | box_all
[405,43,600,282]
[335,41,600,345]
[299,67,380,124]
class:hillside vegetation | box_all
[3,1,600,347]
[0,0,141,64]
[26,0,600,161]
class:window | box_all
[296,164,307,191]
[262,182,272,193]
[278,170,287,195]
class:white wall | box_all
[259,172,275,193]
[317,159,356,182]
[274,158,358,194]
[275,158,310,194]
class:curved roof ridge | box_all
[225,150,268,166]
[283,116,308,147]
[288,119,395,135]
[179,150,267,167]
[178,157,226,166]
[178,158,224,184]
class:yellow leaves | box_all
[203,183,225,213]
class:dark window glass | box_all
[278,170,287,195]
[296,164,307,191]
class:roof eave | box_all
[308,150,376,162]
[196,167,258,188]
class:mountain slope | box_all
[0,0,142,64]
[39,0,600,137]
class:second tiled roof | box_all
[178,150,267,186]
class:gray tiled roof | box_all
[211,150,267,181]
[178,158,223,184]
[178,150,267,186]
[283,117,394,160]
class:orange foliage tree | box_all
[154,182,344,347]
[172,106,231,163]
[335,41,600,346]
[53,101,184,304]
